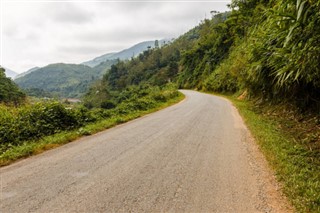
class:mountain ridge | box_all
[15,39,171,98]
[15,67,40,79]
[82,39,171,67]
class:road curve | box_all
[0,90,291,212]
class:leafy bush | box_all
[0,84,180,154]
[226,0,320,110]
[100,100,116,109]
[0,102,94,148]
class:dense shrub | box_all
[100,100,116,109]
[0,84,180,152]
[0,102,95,148]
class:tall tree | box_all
[0,67,26,105]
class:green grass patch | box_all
[0,91,184,167]
[227,97,320,212]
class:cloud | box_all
[1,1,231,73]
[57,43,110,55]
[47,3,94,24]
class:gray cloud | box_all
[47,3,93,24]
[2,1,231,73]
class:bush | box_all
[100,100,116,109]
[0,102,93,147]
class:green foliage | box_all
[93,30,197,93]
[0,102,94,150]
[0,67,26,105]
[100,100,116,109]
[0,91,183,166]
[225,0,320,110]
[203,63,238,93]
[266,0,320,108]
[0,84,180,154]
[178,13,234,89]
[186,0,320,111]
[23,88,55,98]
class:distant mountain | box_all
[15,39,171,98]
[15,61,116,98]
[82,53,116,68]
[2,67,18,79]
[82,39,171,67]
[15,67,40,79]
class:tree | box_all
[155,40,159,49]
[0,67,26,105]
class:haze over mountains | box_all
[14,39,171,98]
[3,67,18,79]
[82,39,170,67]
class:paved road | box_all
[0,90,291,212]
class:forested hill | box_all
[86,0,319,112]
[14,39,170,98]
[15,62,117,98]
[83,25,199,107]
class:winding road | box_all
[0,90,291,212]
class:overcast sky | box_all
[1,0,231,73]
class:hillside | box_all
[14,63,109,98]
[15,67,40,79]
[14,60,117,98]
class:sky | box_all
[1,0,231,73]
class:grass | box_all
[226,96,320,212]
[0,92,184,167]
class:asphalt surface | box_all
[0,90,291,212]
